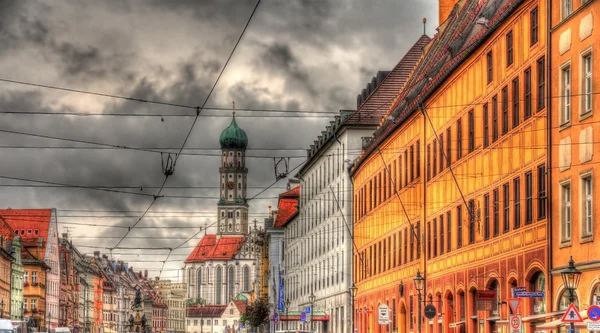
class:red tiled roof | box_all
[0,209,52,242]
[345,34,431,125]
[273,186,300,228]
[233,300,247,314]
[185,235,245,263]
[187,305,227,318]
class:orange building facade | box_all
[352,1,552,333]
[93,275,103,333]
[548,0,600,331]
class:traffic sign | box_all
[424,304,436,319]
[514,291,545,298]
[508,298,521,314]
[510,314,522,332]
[588,305,600,322]
[561,303,583,323]
[378,304,389,325]
[513,287,526,292]
[301,312,306,322]
[588,322,600,331]
[306,306,311,314]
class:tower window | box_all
[237,211,240,218]
[228,211,233,218]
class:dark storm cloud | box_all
[0,0,437,277]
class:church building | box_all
[183,110,258,306]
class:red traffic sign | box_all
[510,314,522,330]
[508,298,521,314]
[588,305,600,322]
[561,303,583,323]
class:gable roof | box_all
[232,300,248,314]
[273,186,300,228]
[185,235,246,263]
[187,305,227,318]
[0,209,52,242]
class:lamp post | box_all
[0,298,5,318]
[413,271,424,333]
[308,293,315,333]
[349,284,358,333]
[561,257,581,333]
[48,311,53,331]
[285,298,290,333]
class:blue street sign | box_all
[514,287,526,292]
[514,291,544,298]
[301,312,307,322]
[587,305,600,321]
[306,307,311,314]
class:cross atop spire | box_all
[232,101,236,116]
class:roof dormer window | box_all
[35,229,39,235]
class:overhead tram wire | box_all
[0,109,336,117]
[112,0,262,251]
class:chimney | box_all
[144,270,148,279]
[439,0,456,25]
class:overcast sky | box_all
[0,0,437,280]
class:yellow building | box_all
[352,1,551,333]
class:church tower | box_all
[217,104,249,236]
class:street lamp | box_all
[413,271,425,333]
[308,293,316,333]
[349,285,358,333]
[48,311,52,331]
[0,299,5,318]
[561,257,581,333]
[285,298,290,333]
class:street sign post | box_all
[588,305,600,322]
[509,314,522,333]
[301,312,306,323]
[378,304,389,325]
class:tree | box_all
[240,297,270,332]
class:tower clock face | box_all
[227,181,235,190]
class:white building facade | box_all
[287,113,376,333]
[46,209,61,329]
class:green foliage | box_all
[241,296,271,329]
[186,297,207,307]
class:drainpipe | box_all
[546,0,553,315]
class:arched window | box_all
[215,266,223,304]
[488,279,500,316]
[530,272,546,314]
[228,266,235,301]
[592,284,600,306]
[243,266,250,291]
[196,268,202,299]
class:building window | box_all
[582,53,592,115]
[427,222,431,259]
[525,67,532,118]
[457,206,463,249]
[530,7,539,45]
[503,183,510,233]
[410,225,414,261]
[483,103,489,148]
[410,146,415,182]
[24,271,28,283]
[416,140,421,178]
[562,0,572,19]
[456,119,463,160]
[439,214,445,255]
[512,78,520,128]
[447,211,452,253]
[537,57,545,110]
[416,222,421,259]
[433,219,437,257]
[404,151,408,185]
[487,51,493,83]
[439,134,444,171]
[432,140,437,177]
[468,200,475,244]
[502,86,509,134]
[514,177,521,229]
[561,64,571,124]
[561,182,572,243]
[484,194,490,240]
[426,144,431,181]
[446,128,451,166]
[506,31,513,66]
[525,171,533,225]
[582,175,593,237]
[538,164,547,219]
[468,110,474,152]
[32,272,37,285]
[492,95,498,141]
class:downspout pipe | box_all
[546,0,553,315]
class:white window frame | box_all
[560,180,572,244]
[561,63,572,125]
[581,51,593,116]
[581,172,593,239]
[562,0,572,19]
